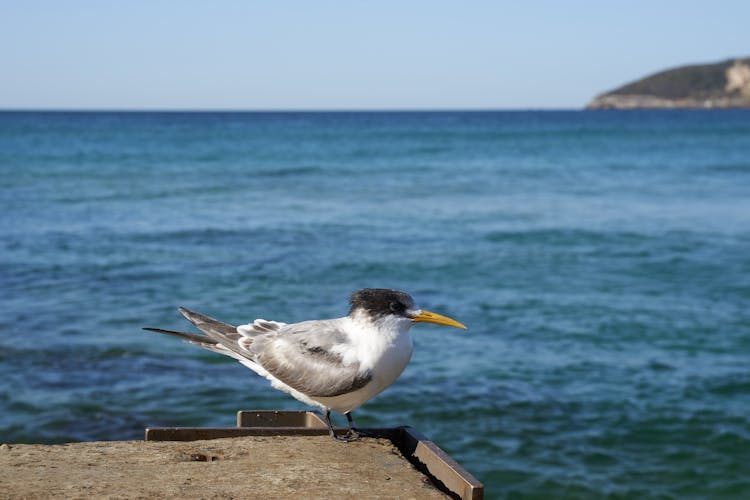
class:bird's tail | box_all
[160,307,251,361]
[176,307,243,343]
[142,326,215,345]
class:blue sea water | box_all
[1,110,749,498]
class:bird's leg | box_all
[323,409,358,442]
[344,411,360,438]
[344,411,373,439]
[323,409,337,439]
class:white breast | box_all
[315,312,414,413]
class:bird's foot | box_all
[329,430,361,442]
[324,410,372,442]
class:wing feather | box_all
[251,319,372,397]
[147,309,371,399]
[177,307,250,359]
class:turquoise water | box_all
[1,110,749,498]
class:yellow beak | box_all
[411,309,467,329]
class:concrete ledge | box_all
[1,411,483,499]
[0,436,447,498]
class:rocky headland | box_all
[587,57,750,109]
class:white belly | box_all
[315,328,413,414]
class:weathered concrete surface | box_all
[0,437,448,499]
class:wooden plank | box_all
[236,410,328,428]
[145,426,330,441]
[399,427,484,500]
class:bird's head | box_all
[348,288,466,329]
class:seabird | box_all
[143,288,466,441]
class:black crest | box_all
[348,288,415,319]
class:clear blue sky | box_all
[2,1,748,110]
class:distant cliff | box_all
[587,57,750,109]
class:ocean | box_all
[1,110,749,498]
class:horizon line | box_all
[0,107,586,113]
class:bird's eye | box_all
[389,302,403,314]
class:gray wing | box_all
[249,319,372,398]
